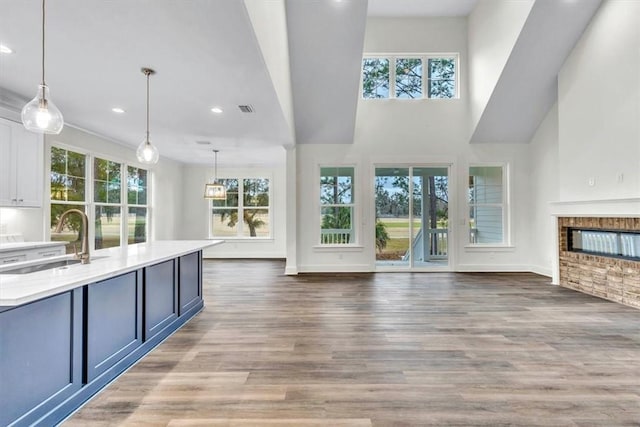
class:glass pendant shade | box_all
[136,139,159,164]
[136,67,159,165]
[204,183,226,200]
[22,86,64,135]
[23,0,64,134]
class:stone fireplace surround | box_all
[558,216,640,309]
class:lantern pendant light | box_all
[204,150,226,200]
[136,67,160,165]
[21,0,64,134]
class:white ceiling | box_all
[286,0,368,145]
[0,0,598,166]
[368,0,478,17]
[0,0,484,167]
[471,0,602,143]
[0,0,291,166]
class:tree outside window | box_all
[362,55,457,99]
[210,178,270,238]
[50,147,87,254]
[49,146,151,252]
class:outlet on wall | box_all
[588,177,596,187]
[617,173,624,183]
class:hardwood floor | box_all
[64,260,640,426]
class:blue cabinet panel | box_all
[86,271,142,382]
[179,251,201,315]
[1,250,204,426]
[0,290,82,427]
[144,259,178,340]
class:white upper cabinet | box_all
[0,117,44,207]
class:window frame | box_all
[48,142,152,252]
[467,163,510,247]
[362,54,459,100]
[208,176,272,240]
[318,165,358,247]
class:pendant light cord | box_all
[146,70,150,144]
[214,150,218,182]
[41,0,46,86]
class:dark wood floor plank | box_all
[64,260,640,426]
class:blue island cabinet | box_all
[0,250,204,426]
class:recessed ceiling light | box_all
[0,45,13,54]
[111,107,125,114]
[211,107,223,114]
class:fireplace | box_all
[558,217,640,309]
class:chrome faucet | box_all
[54,209,90,264]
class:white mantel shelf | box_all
[0,240,223,306]
[549,198,640,216]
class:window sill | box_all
[464,245,515,252]
[313,245,364,252]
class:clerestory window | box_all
[362,55,458,99]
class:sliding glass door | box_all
[375,166,449,270]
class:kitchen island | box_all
[0,240,222,427]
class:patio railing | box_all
[320,229,353,244]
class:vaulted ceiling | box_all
[0,0,601,165]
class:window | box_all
[50,146,150,253]
[362,55,458,99]
[209,178,270,238]
[395,58,422,99]
[320,167,355,245]
[94,158,122,249]
[468,166,506,244]
[50,147,87,254]
[362,58,390,99]
[127,166,149,244]
[427,58,456,99]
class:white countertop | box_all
[0,241,66,253]
[0,240,223,307]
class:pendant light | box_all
[21,0,64,134]
[136,67,159,165]
[204,150,226,200]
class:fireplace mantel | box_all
[549,197,640,217]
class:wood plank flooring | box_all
[64,260,640,426]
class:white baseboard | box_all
[298,264,372,273]
[284,265,298,275]
[455,264,532,272]
[529,265,553,278]
[203,253,286,259]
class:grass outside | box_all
[51,216,146,253]
[376,217,448,260]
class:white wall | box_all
[180,163,287,259]
[468,0,534,136]
[558,0,640,201]
[526,0,640,279]
[527,103,559,278]
[295,17,535,273]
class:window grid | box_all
[468,165,507,245]
[209,178,271,239]
[320,166,356,245]
[362,55,458,100]
[50,146,150,252]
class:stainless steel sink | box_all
[1,258,83,274]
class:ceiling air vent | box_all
[238,104,254,113]
[196,140,211,146]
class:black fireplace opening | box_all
[568,227,640,261]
